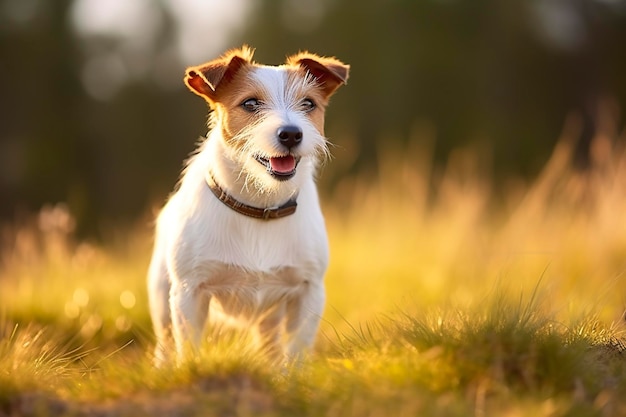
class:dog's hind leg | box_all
[147,251,174,366]
[284,281,326,360]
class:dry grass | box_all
[1,112,626,416]
[324,114,626,328]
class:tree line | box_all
[1,0,625,236]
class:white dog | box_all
[147,46,349,364]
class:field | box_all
[2,124,626,416]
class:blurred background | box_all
[1,0,625,237]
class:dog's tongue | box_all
[270,156,296,173]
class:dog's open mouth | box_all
[254,154,301,181]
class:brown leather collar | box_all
[206,172,297,220]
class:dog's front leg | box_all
[169,279,210,363]
[257,302,287,360]
[284,281,326,360]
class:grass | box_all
[1,119,626,416]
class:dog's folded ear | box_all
[184,45,255,103]
[287,53,350,99]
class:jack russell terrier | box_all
[147,46,349,364]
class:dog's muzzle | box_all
[253,125,305,181]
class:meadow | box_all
[1,118,626,416]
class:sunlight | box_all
[119,290,136,310]
[70,0,163,42]
[163,0,251,64]
[70,0,251,64]
[68,0,252,99]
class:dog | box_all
[147,46,349,365]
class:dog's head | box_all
[184,46,349,193]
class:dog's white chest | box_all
[201,264,311,320]
[169,187,329,321]
[172,177,328,273]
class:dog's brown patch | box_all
[184,45,255,102]
[286,52,350,98]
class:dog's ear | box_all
[287,52,350,98]
[184,45,255,103]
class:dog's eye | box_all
[241,98,261,112]
[300,98,316,112]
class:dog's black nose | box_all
[277,125,303,149]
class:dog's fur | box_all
[147,46,349,364]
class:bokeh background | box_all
[1,0,625,237]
